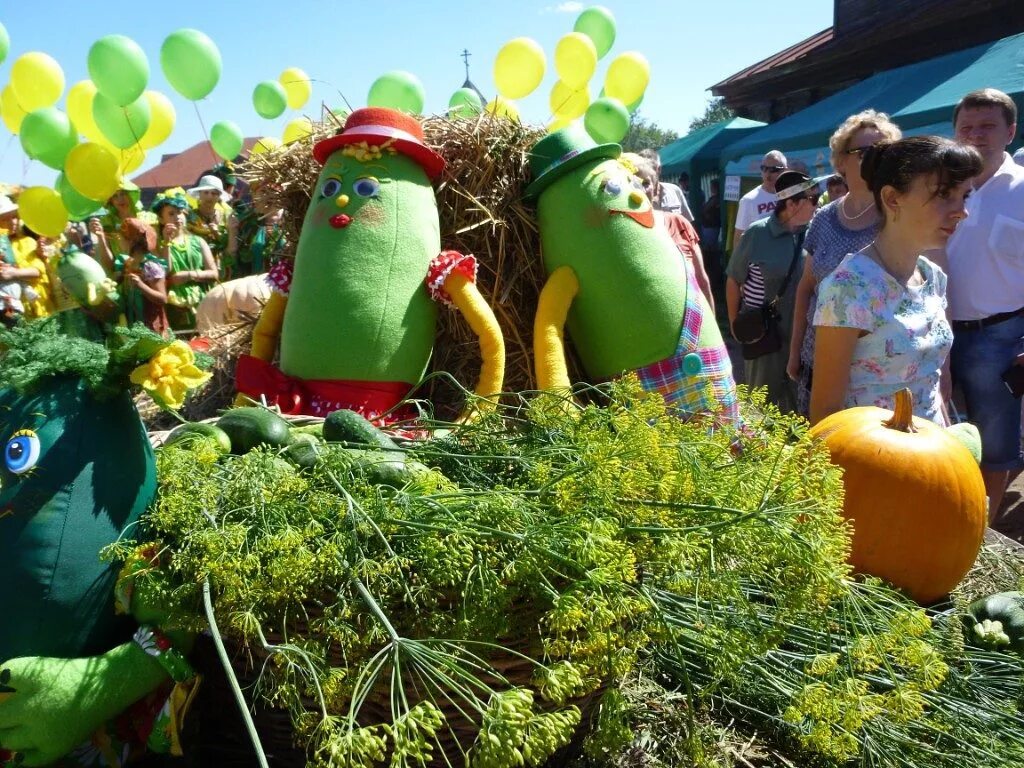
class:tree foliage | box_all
[621,114,680,153]
[689,98,735,133]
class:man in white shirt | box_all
[732,150,787,248]
[946,88,1024,520]
[639,149,694,222]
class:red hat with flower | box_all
[312,107,445,181]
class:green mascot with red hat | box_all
[525,124,738,423]
[236,107,506,422]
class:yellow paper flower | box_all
[130,341,211,409]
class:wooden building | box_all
[712,0,1024,123]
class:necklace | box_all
[869,243,920,287]
[841,194,875,221]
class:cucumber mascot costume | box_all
[0,320,208,766]
[236,107,505,421]
[524,125,738,423]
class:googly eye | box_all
[5,430,40,475]
[320,179,343,198]
[604,178,622,196]
[353,178,380,198]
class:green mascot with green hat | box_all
[0,320,209,765]
[525,124,738,423]
[236,107,506,422]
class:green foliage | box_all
[689,98,736,133]
[620,115,681,154]
[126,378,856,766]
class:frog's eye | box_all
[353,178,380,198]
[320,178,343,198]
[5,430,40,475]
[603,178,622,196]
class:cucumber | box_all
[283,433,321,469]
[289,422,324,439]
[163,422,233,454]
[965,591,1024,653]
[217,407,294,455]
[323,409,401,453]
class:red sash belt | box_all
[235,355,417,423]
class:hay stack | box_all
[238,113,586,419]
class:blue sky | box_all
[0,0,833,188]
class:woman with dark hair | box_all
[727,170,818,413]
[810,136,983,425]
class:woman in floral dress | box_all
[811,136,982,425]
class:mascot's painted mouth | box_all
[609,208,655,228]
[330,214,353,228]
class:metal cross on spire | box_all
[461,49,472,81]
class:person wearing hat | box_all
[89,181,157,274]
[727,170,818,413]
[236,106,505,421]
[152,191,218,330]
[186,174,234,278]
[0,194,53,319]
[525,124,738,424]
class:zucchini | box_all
[217,407,294,455]
[965,591,1024,653]
[164,422,232,454]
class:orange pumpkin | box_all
[809,389,987,604]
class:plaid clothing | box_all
[635,269,739,424]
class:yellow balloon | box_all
[10,52,65,111]
[547,117,572,134]
[493,37,545,100]
[554,33,597,90]
[485,96,520,122]
[1,85,27,134]
[604,51,650,106]
[282,117,313,144]
[66,80,105,143]
[119,144,146,174]
[65,142,122,201]
[279,67,312,110]
[18,186,68,238]
[250,136,282,156]
[139,91,175,149]
[549,81,589,120]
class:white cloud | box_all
[542,2,584,13]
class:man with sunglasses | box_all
[733,150,787,249]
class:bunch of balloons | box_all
[482,6,650,141]
[1,27,222,237]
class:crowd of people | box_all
[0,164,287,335]
[723,87,1024,521]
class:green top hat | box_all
[523,123,621,202]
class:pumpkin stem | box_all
[883,388,917,433]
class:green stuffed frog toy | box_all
[236,107,505,423]
[0,320,208,766]
[524,124,738,423]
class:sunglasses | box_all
[845,145,876,157]
[761,165,785,173]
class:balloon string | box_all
[0,133,16,173]
[309,78,352,113]
[192,102,217,165]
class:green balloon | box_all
[367,71,425,114]
[160,29,222,101]
[574,6,617,59]
[211,120,243,161]
[19,107,78,170]
[88,35,149,107]
[93,92,151,149]
[252,80,287,119]
[56,172,103,220]
[584,97,630,144]
[0,23,9,67]
[448,87,483,118]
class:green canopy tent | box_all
[720,31,1024,177]
[659,117,767,181]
